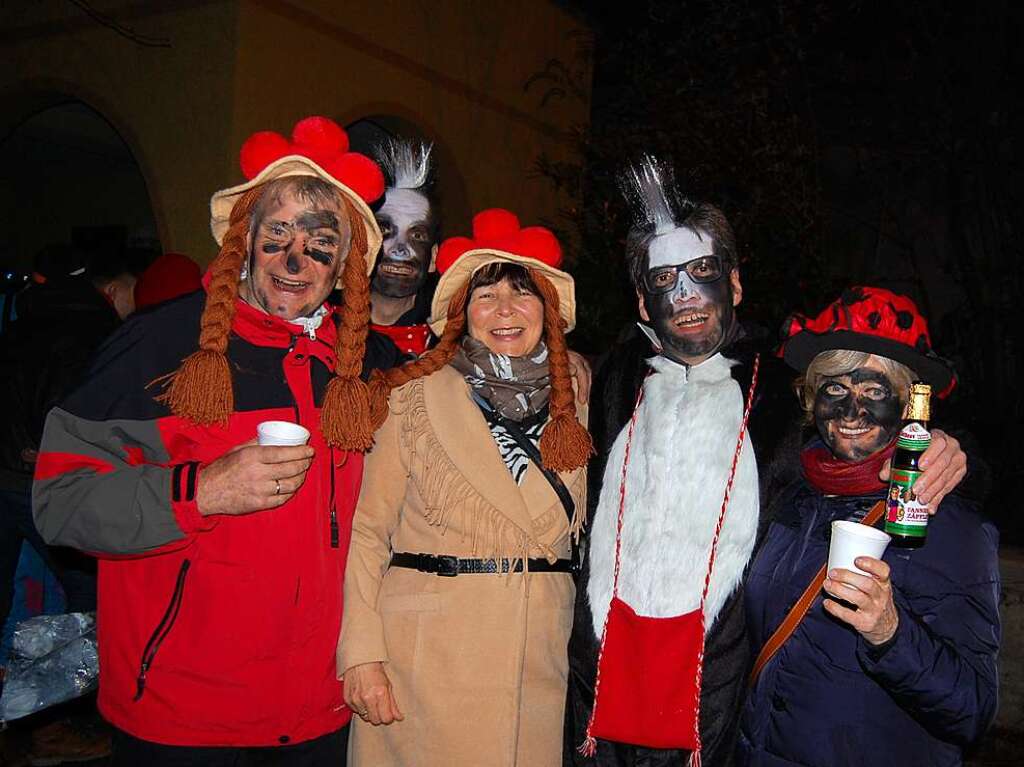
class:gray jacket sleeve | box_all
[33,407,212,556]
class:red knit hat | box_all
[134,253,202,310]
[779,286,956,398]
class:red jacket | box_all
[33,291,400,746]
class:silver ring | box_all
[274,479,281,495]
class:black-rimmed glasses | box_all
[643,255,723,294]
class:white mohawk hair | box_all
[619,154,681,235]
[376,138,433,191]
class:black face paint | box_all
[295,210,340,233]
[814,367,903,462]
[258,210,341,268]
[642,263,736,365]
[304,248,334,267]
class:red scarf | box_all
[801,439,896,496]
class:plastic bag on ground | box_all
[0,612,98,723]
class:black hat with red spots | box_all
[780,286,957,398]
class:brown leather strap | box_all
[747,500,886,688]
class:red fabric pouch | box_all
[589,597,703,750]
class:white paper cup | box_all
[257,421,310,447]
[827,520,891,575]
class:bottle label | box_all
[885,467,929,537]
[896,422,931,451]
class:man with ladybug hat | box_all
[32,117,402,764]
[566,156,970,766]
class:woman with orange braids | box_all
[338,209,592,766]
[32,117,405,765]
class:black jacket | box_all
[0,277,120,489]
[565,324,802,767]
[738,479,999,766]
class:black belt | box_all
[390,552,572,577]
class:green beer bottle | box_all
[885,382,932,548]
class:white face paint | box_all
[647,226,713,268]
[379,188,430,230]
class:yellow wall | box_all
[1,0,242,265]
[1,0,591,265]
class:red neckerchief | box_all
[800,438,896,496]
[200,269,337,350]
[370,321,432,356]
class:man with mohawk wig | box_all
[32,117,403,764]
[369,138,441,356]
[565,157,967,766]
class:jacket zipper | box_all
[290,334,337,548]
[287,334,301,423]
[134,559,191,701]
[329,447,339,548]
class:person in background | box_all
[0,243,132,763]
[339,209,591,766]
[369,139,439,357]
[1,244,134,629]
[737,287,999,766]
[87,253,138,321]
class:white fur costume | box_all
[587,352,759,637]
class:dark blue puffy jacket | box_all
[737,482,1000,767]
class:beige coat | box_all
[338,365,587,766]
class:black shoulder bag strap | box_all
[474,399,580,570]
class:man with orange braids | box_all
[31,117,402,765]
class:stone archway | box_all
[0,97,160,275]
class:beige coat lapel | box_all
[421,366,534,534]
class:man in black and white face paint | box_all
[566,157,767,766]
[369,139,439,356]
[373,186,434,303]
[637,224,742,365]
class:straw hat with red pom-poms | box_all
[367,209,592,472]
[160,116,386,452]
[211,115,384,263]
[429,208,576,336]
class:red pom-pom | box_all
[291,116,348,153]
[323,153,385,204]
[473,209,520,241]
[516,227,563,267]
[293,144,332,170]
[435,237,474,274]
[239,131,291,180]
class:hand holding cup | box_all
[196,423,313,517]
[823,521,899,645]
